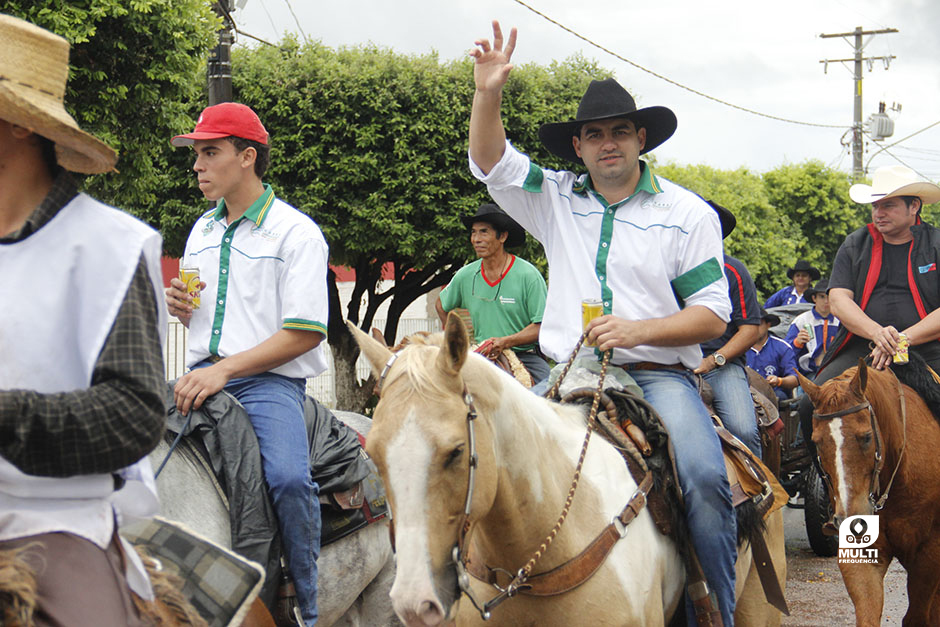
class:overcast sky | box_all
[229,0,940,179]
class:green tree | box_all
[655,163,804,299]
[762,161,864,275]
[231,40,603,410]
[3,0,219,236]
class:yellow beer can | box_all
[893,333,909,364]
[581,298,604,346]
[179,265,201,310]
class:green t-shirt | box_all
[440,255,547,352]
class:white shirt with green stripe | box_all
[182,184,329,378]
[470,141,730,368]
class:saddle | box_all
[162,384,388,609]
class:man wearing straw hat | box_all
[0,14,167,626]
[799,165,940,464]
[469,21,736,625]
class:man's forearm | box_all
[469,88,507,175]
[215,328,323,380]
[903,308,940,346]
[716,323,761,360]
[829,288,881,339]
[642,306,727,347]
[499,322,540,349]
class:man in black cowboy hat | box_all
[746,308,799,402]
[436,203,550,383]
[469,21,736,625]
[0,14,167,625]
[763,259,820,308]
[784,278,840,376]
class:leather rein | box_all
[812,369,907,512]
[375,340,654,621]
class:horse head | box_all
[799,359,879,524]
[348,313,503,626]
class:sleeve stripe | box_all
[671,257,723,305]
[283,319,327,334]
[522,162,544,193]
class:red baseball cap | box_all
[171,102,269,146]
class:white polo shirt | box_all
[183,185,329,378]
[470,141,730,368]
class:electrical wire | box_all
[510,0,846,129]
[215,1,275,46]
[282,0,310,45]
[865,119,940,170]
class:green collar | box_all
[572,161,662,205]
[213,184,276,226]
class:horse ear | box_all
[797,371,820,402]
[438,311,469,376]
[370,327,389,347]
[347,320,394,378]
[850,357,869,397]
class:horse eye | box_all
[857,432,873,448]
[444,446,464,469]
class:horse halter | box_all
[813,373,908,513]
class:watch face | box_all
[714,353,726,366]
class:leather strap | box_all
[465,472,654,597]
[749,529,790,615]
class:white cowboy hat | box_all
[849,165,940,205]
[0,14,116,174]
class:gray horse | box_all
[150,410,398,627]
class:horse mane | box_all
[889,351,940,420]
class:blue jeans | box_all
[703,362,762,457]
[630,369,737,626]
[223,372,320,626]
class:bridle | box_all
[812,371,907,513]
[375,344,646,621]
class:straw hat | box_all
[0,14,116,173]
[849,165,940,205]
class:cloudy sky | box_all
[229,0,940,179]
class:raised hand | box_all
[470,20,517,93]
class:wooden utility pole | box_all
[820,27,897,178]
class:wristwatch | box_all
[712,352,727,367]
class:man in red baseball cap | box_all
[167,102,328,626]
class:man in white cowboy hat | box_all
[0,13,167,626]
[469,21,736,625]
[798,165,940,466]
[435,202,550,384]
[763,259,821,308]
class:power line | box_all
[510,0,846,129]
[282,0,309,45]
[867,139,933,180]
[865,119,940,170]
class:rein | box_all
[813,369,908,512]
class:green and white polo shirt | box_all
[183,184,329,378]
[470,141,730,368]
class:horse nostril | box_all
[418,599,445,625]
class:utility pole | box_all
[820,26,897,178]
[208,1,235,106]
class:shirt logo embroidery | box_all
[918,263,936,274]
[250,225,280,241]
[499,296,516,305]
[202,221,214,235]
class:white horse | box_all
[150,410,399,627]
[349,314,785,626]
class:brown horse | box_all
[800,361,940,626]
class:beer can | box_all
[581,298,604,346]
[893,333,910,364]
[179,265,201,310]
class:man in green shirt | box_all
[436,203,549,384]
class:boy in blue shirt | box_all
[747,308,799,401]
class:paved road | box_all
[780,505,907,626]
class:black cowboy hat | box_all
[804,278,829,301]
[759,307,781,327]
[786,260,821,281]
[537,78,677,165]
[460,203,527,249]
[706,200,736,240]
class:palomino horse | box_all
[151,410,399,627]
[800,360,940,626]
[349,314,785,626]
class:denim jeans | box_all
[223,371,320,626]
[630,369,737,626]
[703,362,762,457]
